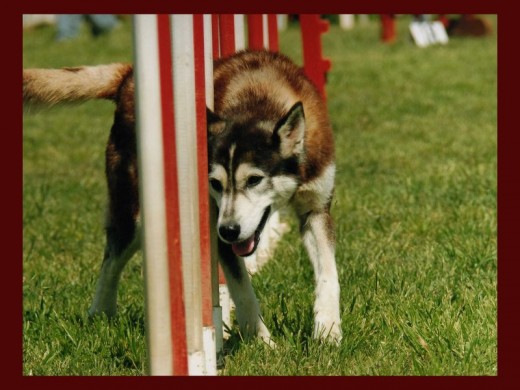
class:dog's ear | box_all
[207,107,226,135]
[273,101,305,158]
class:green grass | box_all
[23,15,497,375]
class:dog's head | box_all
[207,102,305,257]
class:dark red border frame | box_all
[15,0,512,387]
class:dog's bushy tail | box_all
[23,63,132,108]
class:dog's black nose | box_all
[219,224,240,242]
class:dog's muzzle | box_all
[221,206,271,257]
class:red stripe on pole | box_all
[219,14,235,56]
[247,14,264,50]
[217,14,235,285]
[212,14,220,59]
[157,14,189,376]
[267,14,279,51]
[193,14,213,327]
[218,268,226,284]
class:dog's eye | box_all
[210,179,223,192]
[246,175,263,188]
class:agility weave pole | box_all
[134,14,331,376]
[222,15,285,276]
[134,14,214,376]
[211,14,289,340]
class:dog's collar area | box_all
[231,206,271,257]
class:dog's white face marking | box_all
[234,163,265,190]
[228,143,236,185]
[228,163,271,242]
[209,160,298,246]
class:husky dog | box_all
[23,50,342,344]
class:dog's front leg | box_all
[217,238,274,347]
[300,210,342,343]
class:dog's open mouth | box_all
[231,206,271,257]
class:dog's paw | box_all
[257,321,277,348]
[88,304,116,319]
[313,316,342,345]
[260,334,277,349]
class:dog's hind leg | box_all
[300,209,342,343]
[89,118,140,318]
[88,225,140,317]
[218,238,275,347]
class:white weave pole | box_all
[200,14,218,375]
[234,14,246,51]
[134,14,217,376]
[171,14,207,376]
[133,14,176,376]
[262,14,269,48]
[134,15,186,375]
[242,14,287,274]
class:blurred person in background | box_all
[56,14,119,41]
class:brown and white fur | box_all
[23,50,342,344]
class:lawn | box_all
[23,15,497,375]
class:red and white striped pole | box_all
[194,14,218,375]
[212,13,236,341]
[133,14,215,376]
[211,14,283,335]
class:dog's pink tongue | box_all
[231,236,255,257]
